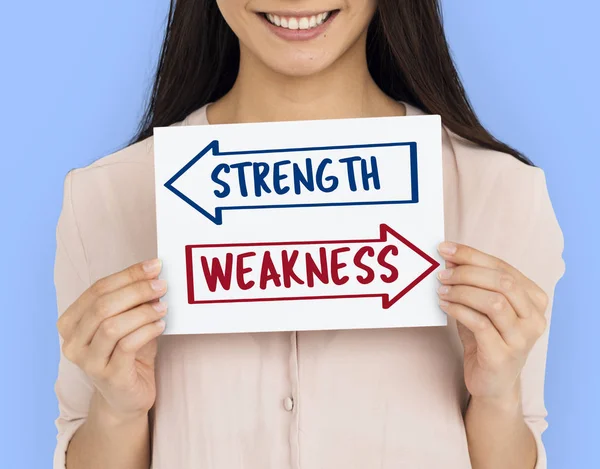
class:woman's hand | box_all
[57,259,167,422]
[435,242,549,403]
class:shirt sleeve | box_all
[516,166,566,469]
[53,169,95,469]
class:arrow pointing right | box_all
[185,224,440,309]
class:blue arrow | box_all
[164,140,419,225]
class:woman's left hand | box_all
[436,242,549,402]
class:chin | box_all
[257,50,337,77]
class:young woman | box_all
[53,1,565,468]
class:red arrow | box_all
[185,224,440,309]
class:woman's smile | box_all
[216,0,374,76]
[258,9,339,41]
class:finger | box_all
[438,284,520,345]
[86,301,168,371]
[437,242,545,310]
[69,278,168,350]
[57,292,100,342]
[107,320,166,372]
[92,258,163,297]
[437,265,538,319]
[57,304,85,343]
[439,299,507,357]
[57,259,162,341]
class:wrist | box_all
[91,392,149,429]
[469,384,522,415]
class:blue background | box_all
[1,1,598,467]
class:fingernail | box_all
[438,242,457,255]
[156,319,166,330]
[437,268,453,280]
[152,301,167,313]
[437,285,450,295]
[150,279,167,291]
[143,258,162,273]
[439,299,450,308]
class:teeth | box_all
[265,11,332,30]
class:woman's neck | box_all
[207,37,405,124]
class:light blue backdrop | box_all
[0,1,597,468]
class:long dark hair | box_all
[131,0,533,166]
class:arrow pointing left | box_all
[164,139,419,225]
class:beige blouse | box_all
[53,101,565,468]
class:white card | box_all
[153,114,446,335]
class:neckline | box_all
[189,100,420,126]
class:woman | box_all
[53,0,565,468]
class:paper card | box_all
[153,114,446,335]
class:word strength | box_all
[164,140,418,225]
[212,155,380,198]
[185,224,440,309]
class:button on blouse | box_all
[283,397,294,412]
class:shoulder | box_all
[65,113,196,200]
[58,116,193,280]
[443,124,554,223]
[71,121,182,177]
[443,126,565,287]
[66,133,157,223]
[403,100,545,198]
[444,125,542,196]
[65,104,208,192]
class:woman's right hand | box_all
[57,258,167,422]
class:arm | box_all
[65,391,150,469]
[54,169,164,469]
[436,167,565,469]
[465,273,561,469]
[465,384,537,468]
